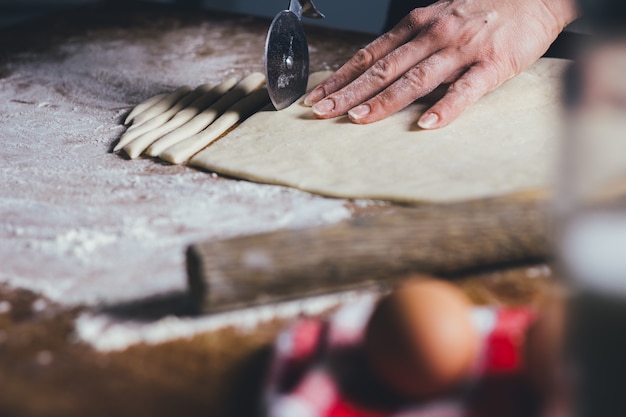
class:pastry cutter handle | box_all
[290,0,325,19]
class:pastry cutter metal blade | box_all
[264,0,324,110]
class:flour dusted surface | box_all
[0,12,354,306]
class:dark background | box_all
[0,0,390,33]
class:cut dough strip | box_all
[145,72,266,158]
[114,86,201,152]
[130,85,192,128]
[122,77,238,159]
[159,86,271,164]
[124,92,168,125]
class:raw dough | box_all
[160,87,271,164]
[130,86,191,127]
[124,92,168,125]
[145,72,265,157]
[118,86,204,152]
[114,86,192,151]
[123,77,238,158]
[189,58,569,204]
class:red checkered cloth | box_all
[262,297,537,417]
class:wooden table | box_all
[0,3,555,416]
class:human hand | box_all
[304,0,579,129]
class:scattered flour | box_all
[0,11,371,349]
[76,290,380,351]
[0,22,356,306]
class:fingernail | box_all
[304,87,325,106]
[418,112,440,129]
[312,98,335,116]
[348,104,370,121]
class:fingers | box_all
[303,0,548,128]
[344,51,465,125]
[311,36,442,119]
[417,63,500,129]
[345,62,500,129]
[304,7,434,107]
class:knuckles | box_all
[407,8,425,29]
[368,58,399,85]
[402,65,430,92]
[448,76,474,97]
[350,48,376,73]
[428,15,456,40]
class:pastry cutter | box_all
[264,0,325,110]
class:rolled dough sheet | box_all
[190,58,569,204]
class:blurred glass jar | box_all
[558,39,626,288]
[555,35,626,417]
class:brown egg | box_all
[364,276,480,399]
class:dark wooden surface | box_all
[0,266,556,417]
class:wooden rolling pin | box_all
[187,194,550,313]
